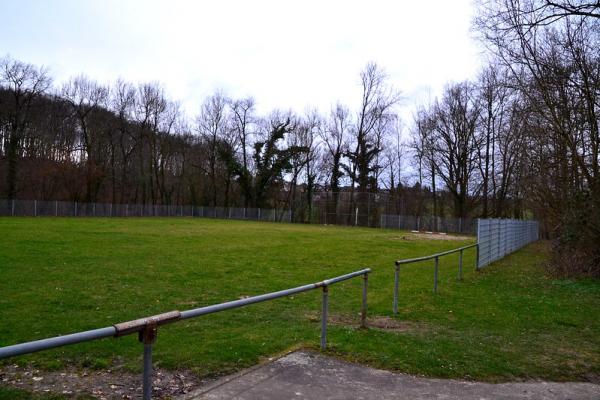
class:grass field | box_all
[0,217,599,391]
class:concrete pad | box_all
[180,351,600,400]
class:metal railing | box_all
[392,244,478,314]
[0,268,370,400]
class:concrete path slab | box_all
[180,351,599,400]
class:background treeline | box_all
[0,0,598,276]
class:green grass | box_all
[0,217,598,387]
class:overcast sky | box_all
[0,0,483,121]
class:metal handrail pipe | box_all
[395,243,477,265]
[0,327,116,360]
[0,268,371,360]
[180,268,371,320]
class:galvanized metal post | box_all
[393,263,400,315]
[93,203,96,217]
[321,286,329,350]
[140,323,157,400]
[433,256,439,293]
[55,201,58,216]
[476,242,480,271]
[11,199,15,216]
[361,273,368,328]
[458,249,463,280]
[34,200,37,217]
[143,342,153,400]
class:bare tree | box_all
[229,97,255,207]
[344,62,400,225]
[0,56,52,200]
[320,103,350,223]
[431,82,483,218]
[62,75,109,201]
[196,92,229,206]
[411,106,437,221]
[476,0,600,276]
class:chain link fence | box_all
[477,219,539,268]
[1,199,475,234]
[0,199,295,222]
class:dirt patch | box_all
[398,232,473,241]
[305,312,429,333]
[0,364,211,399]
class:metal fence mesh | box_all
[380,214,476,234]
[0,200,296,223]
[477,219,539,268]
[1,199,471,233]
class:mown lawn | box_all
[0,217,598,392]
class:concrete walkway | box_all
[180,351,599,400]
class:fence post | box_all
[109,203,112,217]
[476,219,481,270]
[93,203,96,217]
[74,202,77,217]
[393,262,400,315]
[433,256,439,293]
[258,208,261,220]
[34,200,37,217]
[361,272,368,328]
[321,286,329,350]
[458,249,463,280]
[354,207,358,226]
[11,199,15,216]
